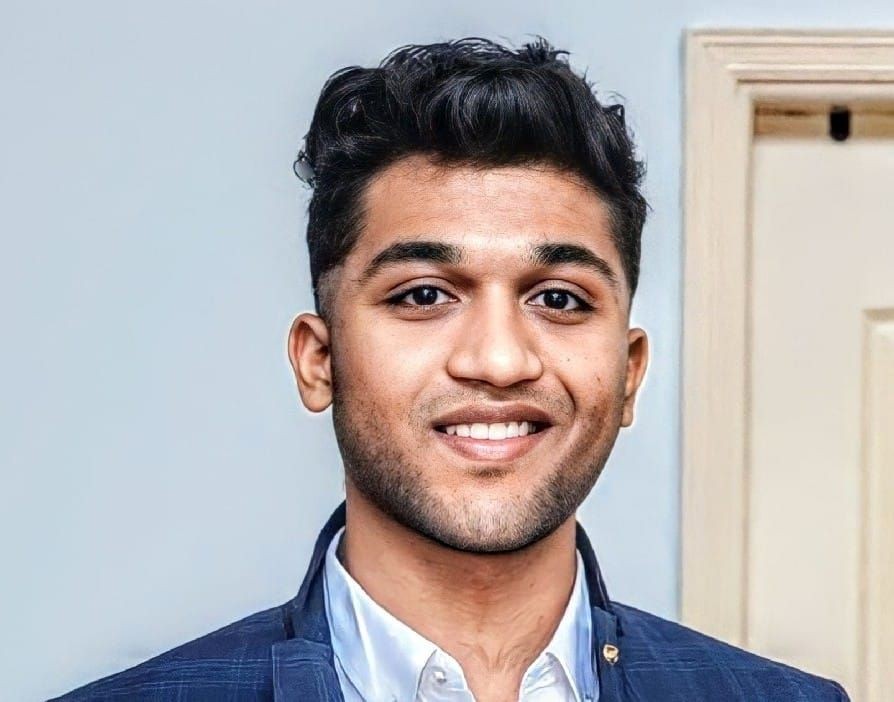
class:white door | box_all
[747,108,894,701]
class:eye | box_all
[387,285,453,307]
[529,289,592,312]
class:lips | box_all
[433,425,549,462]
[431,404,553,462]
[431,403,553,429]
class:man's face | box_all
[292,155,648,553]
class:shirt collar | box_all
[540,549,597,701]
[322,525,596,701]
[323,526,438,701]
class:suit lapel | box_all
[576,523,628,702]
[272,639,343,702]
[273,504,346,701]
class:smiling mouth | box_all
[434,421,547,440]
[432,420,550,462]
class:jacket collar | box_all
[271,503,347,701]
[272,501,622,701]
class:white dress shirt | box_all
[322,526,599,702]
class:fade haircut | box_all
[296,36,647,317]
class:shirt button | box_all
[431,667,447,684]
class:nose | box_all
[445,288,543,387]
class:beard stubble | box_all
[330,355,625,554]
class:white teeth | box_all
[470,423,489,439]
[441,421,539,440]
[488,423,507,440]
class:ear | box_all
[287,313,333,412]
[620,327,649,427]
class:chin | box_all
[407,492,566,554]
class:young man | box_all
[56,37,849,702]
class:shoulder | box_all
[611,602,850,701]
[51,603,290,701]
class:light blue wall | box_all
[3,2,893,699]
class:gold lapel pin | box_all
[602,643,620,665]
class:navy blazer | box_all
[54,503,850,701]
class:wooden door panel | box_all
[748,136,894,698]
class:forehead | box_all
[352,156,621,273]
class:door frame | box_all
[682,29,894,700]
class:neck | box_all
[340,482,579,700]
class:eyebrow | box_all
[357,238,621,292]
[358,241,462,282]
[530,242,621,292]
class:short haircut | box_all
[296,36,647,317]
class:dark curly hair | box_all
[296,36,647,317]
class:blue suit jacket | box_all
[54,503,850,701]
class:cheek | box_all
[334,318,445,409]
[548,335,626,392]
